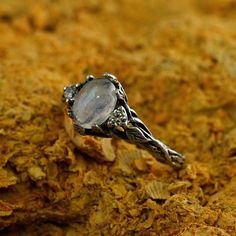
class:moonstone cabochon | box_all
[72,78,117,129]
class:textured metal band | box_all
[63,73,185,169]
[107,104,185,169]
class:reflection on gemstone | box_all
[72,78,117,128]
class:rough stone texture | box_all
[64,114,116,162]
[0,0,236,235]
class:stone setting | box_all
[107,106,128,127]
[64,86,76,100]
[72,78,117,129]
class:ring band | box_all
[63,73,185,169]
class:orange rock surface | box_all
[0,0,236,235]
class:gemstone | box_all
[107,106,128,127]
[72,78,117,128]
[64,86,76,100]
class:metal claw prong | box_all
[103,72,117,79]
[75,83,82,89]
[67,99,74,106]
[67,109,74,118]
[91,124,104,133]
[86,75,94,81]
[115,90,125,100]
[103,73,120,89]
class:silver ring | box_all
[63,73,185,169]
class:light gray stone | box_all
[64,86,75,100]
[72,78,117,128]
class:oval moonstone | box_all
[72,78,117,129]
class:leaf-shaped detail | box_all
[130,117,152,136]
[126,126,151,143]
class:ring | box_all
[63,73,185,169]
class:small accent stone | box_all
[107,106,128,127]
[64,86,76,100]
[72,78,117,128]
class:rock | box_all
[145,181,170,200]
[28,166,46,181]
[64,114,116,162]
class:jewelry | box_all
[63,73,185,169]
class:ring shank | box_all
[113,106,185,169]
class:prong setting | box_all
[63,74,130,136]
[86,75,95,81]
[75,83,83,89]
[63,85,77,101]
[91,124,104,133]
[107,106,128,128]
[62,73,185,168]
[103,72,117,80]
[103,73,120,86]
